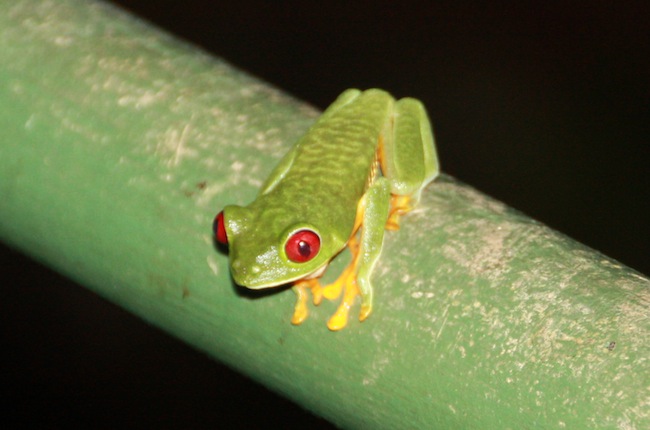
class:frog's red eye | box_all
[285,230,320,263]
[213,211,228,245]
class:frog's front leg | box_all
[381,97,439,229]
[322,177,391,331]
[291,278,326,325]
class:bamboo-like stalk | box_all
[1,1,648,428]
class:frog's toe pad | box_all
[291,305,308,325]
[359,304,372,321]
[327,308,350,331]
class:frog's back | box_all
[288,90,392,198]
[261,89,394,240]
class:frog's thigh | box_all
[382,97,440,203]
[355,177,391,319]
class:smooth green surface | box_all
[1,1,648,429]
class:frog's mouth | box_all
[231,259,329,290]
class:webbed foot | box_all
[320,235,368,331]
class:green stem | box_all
[1,1,648,428]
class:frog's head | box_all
[213,204,333,289]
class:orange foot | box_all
[386,194,413,230]
[291,278,323,325]
[320,235,365,331]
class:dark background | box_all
[3,1,648,428]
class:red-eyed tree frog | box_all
[214,89,439,330]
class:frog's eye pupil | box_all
[213,211,228,245]
[285,230,320,263]
[298,241,311,257]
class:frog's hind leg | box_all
[380,97,439,230]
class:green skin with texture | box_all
[218,88,439,330]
